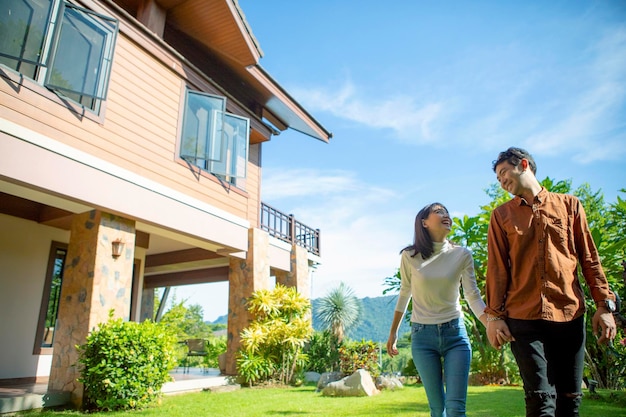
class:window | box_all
[180,90,250,182]
[211,113,249,179]
[0,0,118,111]
[34,241,67,354]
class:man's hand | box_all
[487,318,515,350]
[592,308,617,344]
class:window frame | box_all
[209,111,249,180]
[0,0,118,112]
[33,241,67,355]
[44,2,118,103]
[180,89,251,184]
[180,89,227,164]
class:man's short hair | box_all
[492,147,537,174]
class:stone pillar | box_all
[276,244,311,299]
[48,210,135,407]
[224,228,270,375]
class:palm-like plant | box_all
[316,282,361,343]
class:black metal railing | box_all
[260,202,320,256]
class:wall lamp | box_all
[111,239,125,259]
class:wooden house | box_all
[0,0,331,406]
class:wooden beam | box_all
[144,266,229,289]
[145,248,222,268]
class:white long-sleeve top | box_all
[394,241,486,324]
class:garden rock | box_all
[322,369,380,397]
[304,371,321,383]
[316,371,343,391]
[376,375,404,391]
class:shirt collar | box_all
[515,187,547,206]
[433,240,450,254]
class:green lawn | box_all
[17,384,626,417]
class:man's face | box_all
[495,160,524,196]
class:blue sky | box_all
[174,0,626,321]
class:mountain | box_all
[311,295,410,342]
[211,295,410,343]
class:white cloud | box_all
[523,28,626,162]
[290,25,626,164]
[291,80,443,144]
[263,167,412,300]
[261,168,362,200]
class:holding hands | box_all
[486,317,515,349]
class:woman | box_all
[387,203,487,417]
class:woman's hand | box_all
[387,334,399,357]
[487,318,515,350]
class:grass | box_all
[15,383,626,417]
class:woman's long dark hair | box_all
[401,202,448,260]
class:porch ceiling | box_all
[0,189,230,285]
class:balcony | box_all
[260,202,320,256]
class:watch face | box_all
[607,299,617,312]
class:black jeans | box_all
[507,316,585,417]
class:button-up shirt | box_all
[485,188,613,322]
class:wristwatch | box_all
[596,299,616,313]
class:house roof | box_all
[114,0,331,142]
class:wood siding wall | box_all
[0,2,263,227]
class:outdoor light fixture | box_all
[111,239,125,259]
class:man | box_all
[484,147,617,417]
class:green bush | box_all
[402,358,417,378]
[204,336,227,369]
[305,330,341,373]
[77,314,178,411]
[237,285,312,386]
[338,339,381,378]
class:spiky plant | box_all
[316,282,361,343]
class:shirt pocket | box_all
[546,214,571,249]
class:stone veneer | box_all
[224,228,271,375]
[223,230,312,375]
[276,244,310,299]
[48,210,135,407]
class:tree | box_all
[316,282,362,343]
[159,301,213,340]
[159,300,217,369]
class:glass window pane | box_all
[181,91,226,164]
[42,247,66,348]
[227,113,249,178]
[45,4,117,101]
[0,0,54,78]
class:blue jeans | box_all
[508,316,585,417]
[411,317,471,417]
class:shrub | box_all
[77,314,178,411]
[204,336,227,369]
[338,339,381,378]
[237,284,313,386]
[305,330,341,373]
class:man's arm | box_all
[485,210,510,318]
[485,210,514,348]
[571,196,616,344]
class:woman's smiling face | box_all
[422,205,451,241]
